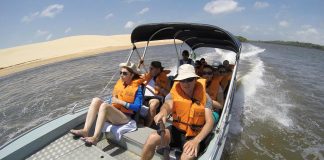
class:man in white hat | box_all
[141,64,214,160]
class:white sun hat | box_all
[174,64,200,81]
[119,62,140,75]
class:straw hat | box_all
[174,64,199,81]
[119,62,140,75]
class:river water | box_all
[0,43,323,159]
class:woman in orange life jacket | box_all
[201,65,224,124]
[70,62,143,145]
[141,61,170,127]
[220,60,234,98]
[141,64,214,160]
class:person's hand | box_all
[139,59,144,65]
[183,139,199,157]
[154,113,167,125]
[111,97,119,104]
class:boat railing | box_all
[208,57,240,160]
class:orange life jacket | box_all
[170,78,207,137]
[207,76,223,101]
[220,72,232,90]
[112,79,141,114]
[220,64,234,89]
[143,70,170,96]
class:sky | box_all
[0,0,324,49]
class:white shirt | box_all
[144,79,156,96]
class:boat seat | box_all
[104,126,163,159]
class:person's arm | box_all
[212,100,223,110]
[112,87,143,112]
[139,73,150,84]
[127,87,143,112]
[193,108,213,142]
[217,87,224,106]
[206,93,222,110]
[183,108,214,157]
[153,94,173,124]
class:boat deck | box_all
[26,125,162,160]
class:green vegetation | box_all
[235,35,324,51]
[236,36,248,42]
[257,40,324,51]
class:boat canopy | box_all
[131,23,241,55]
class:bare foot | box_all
[70,129,88,138]
[81,136,99,146]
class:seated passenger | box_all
[141,64,214,160]
[202,65,224,124]
[179,50,194,66]
[194,60,203,76]
[70,62,143,145]
[220,60,234,97]
[141,61,170,127]
[223,60,235,70]
[200,58,207,66]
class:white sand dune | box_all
[0,34,173,77]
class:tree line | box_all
[235,36,324,51]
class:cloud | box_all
[46,34,53,40]
[124,21,136,29]
[35,30,49,37]
[40,4,64,18]
[254,1,270,9]
[105,13,114,19]
[64,27,71,34]
[204,0,244,15]
[21,4,63,23]
[296,25,318,36]
[294,25,323,45]
[35,29,53,40]
[138,7,149,15]
[241,25,251,33]
[21,12,40,23]
[279,20,289,27]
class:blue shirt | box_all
[128,86,143,112]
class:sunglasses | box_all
[180,77,195,83]
[202,72,213,75]
[120,71,129,76]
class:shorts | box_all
[167,125,213,154]
[143,96,164,105]
[212,111,220,124]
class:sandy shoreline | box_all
[0,34,173,77]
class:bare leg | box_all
[141,130,171,160]
[84,103,130,144]
[70,97,103,137]
[145,98,160,127]
[180,144,200,160]
[105,104,130,125]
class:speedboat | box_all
[0,22,241,160]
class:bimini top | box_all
[131,22,241,54]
